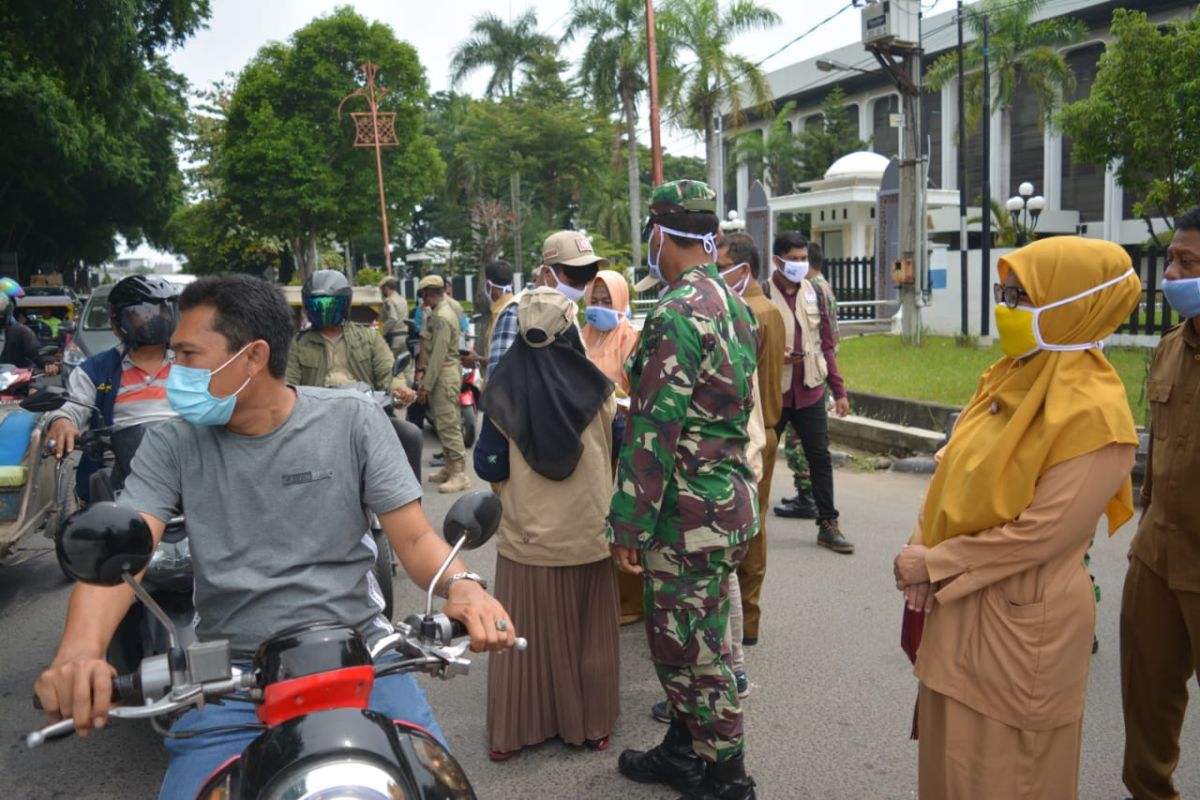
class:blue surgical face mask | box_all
[1162,276,1200,319]
[166,343,254,426]
[585,305,624,332]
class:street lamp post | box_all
[338,61,400,277]
[1005,182,1047,246]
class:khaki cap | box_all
[517,287,574,348]
[416,274,444,291]
[542,230,609,268]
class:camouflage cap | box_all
[649,179,717,216]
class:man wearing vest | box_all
[46,275,179,502]
[767,232,854,554]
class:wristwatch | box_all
[439,571,487,599]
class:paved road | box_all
[2,431,1198,799]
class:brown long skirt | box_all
[917,684,1082,799]
[487,555,620,752]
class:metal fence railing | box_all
[1121,245,1183,336]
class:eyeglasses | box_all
[993,283,1033,309]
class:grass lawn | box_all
[837,333,1154,426]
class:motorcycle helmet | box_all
[0,293,11,325]
[301,270,353,328]
[0,277,24,299]
[108,275,179,347]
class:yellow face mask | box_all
[994,305,1038,359]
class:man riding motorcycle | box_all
[0,280,58,374]
[33,275,517,799]
[45,275,178,501]
[285,269,423,480]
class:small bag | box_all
[900,605,926,740]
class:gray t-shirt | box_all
[120,386,422,658]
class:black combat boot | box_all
[618,718,705,793]
[678,754,757,800]
[773,488,818,519]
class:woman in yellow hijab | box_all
[893,237,1141,799]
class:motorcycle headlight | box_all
[148,537,191,573]
[263,758,408,800]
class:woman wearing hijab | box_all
[893,237,1141,799]
[582,270,644,624]
[475,287,620,760]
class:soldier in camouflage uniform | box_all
[609,180,759,800]
[775,241,841,519]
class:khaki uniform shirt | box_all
[420,300,461,394]
[1131,321,1200,591]
[743,283,785,429]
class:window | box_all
[1008,77,1045,199]
[872,95,900,157]
[1061,44,1105,221]
[923,87,943,188]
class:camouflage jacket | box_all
[608,262,760,553]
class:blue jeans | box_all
[158,669,444,799]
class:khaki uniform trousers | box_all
[430,366,465,464]
[1121,555,1200,800]
[737,427,775,638]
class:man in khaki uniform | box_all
[718,233,785,648]
[378,276,408,356]
[416,274,470,493]
[1121,207,1200,800]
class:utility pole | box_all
[957,0,968,338]
[867,0,925,345]
[980,15,991,338]
[645,0,664,185]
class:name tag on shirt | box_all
[282,469,334,487]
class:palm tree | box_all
[564,0,657,268]
[926,0,1084,197]
[450,9,556,99]
[659,0,780,193]
[731,101,805,195]
[450,9,556,285]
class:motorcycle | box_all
[18,385,196,673]
[27,490,524,800]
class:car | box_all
[62,274,195,375]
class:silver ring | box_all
[496,619,508,632]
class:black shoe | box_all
[777,493,800,507]
[817,519,854,554]
[677,755,757,800]
[773,491,817,519]
[618,719,705,793]
[741,635,758,647]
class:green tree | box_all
[1058,8,1200,245]
[731,101,806,194]
[451,8,557,282]
[660,0,779,191]
[795,87,869,182]
[565,0,661,269]
[220,7,443,280]
[926,0,1084,195]
[0,0,210,280]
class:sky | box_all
[167,0,962,158]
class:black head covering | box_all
[480,288,613,480]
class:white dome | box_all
[823,151,890,180]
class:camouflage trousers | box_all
[782,425,813,492]
[642,543,749,762]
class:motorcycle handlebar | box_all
[447,619,527,651]
[32,672,140,712]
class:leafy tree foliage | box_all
[0,0,210,277]
[1059,8,1200,244]
[219,7,443,280]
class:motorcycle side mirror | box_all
[19,385,69,413]
[393,352,412,376]
[57,502,154,586]
[423,490,502,619]
[442,490,501,550]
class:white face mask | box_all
[719,262,751,296]
[775,257,809,284]
[486,280,512,302]
[998,268,1136,360]
[540,266,586,303]
[647,223,718,284]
